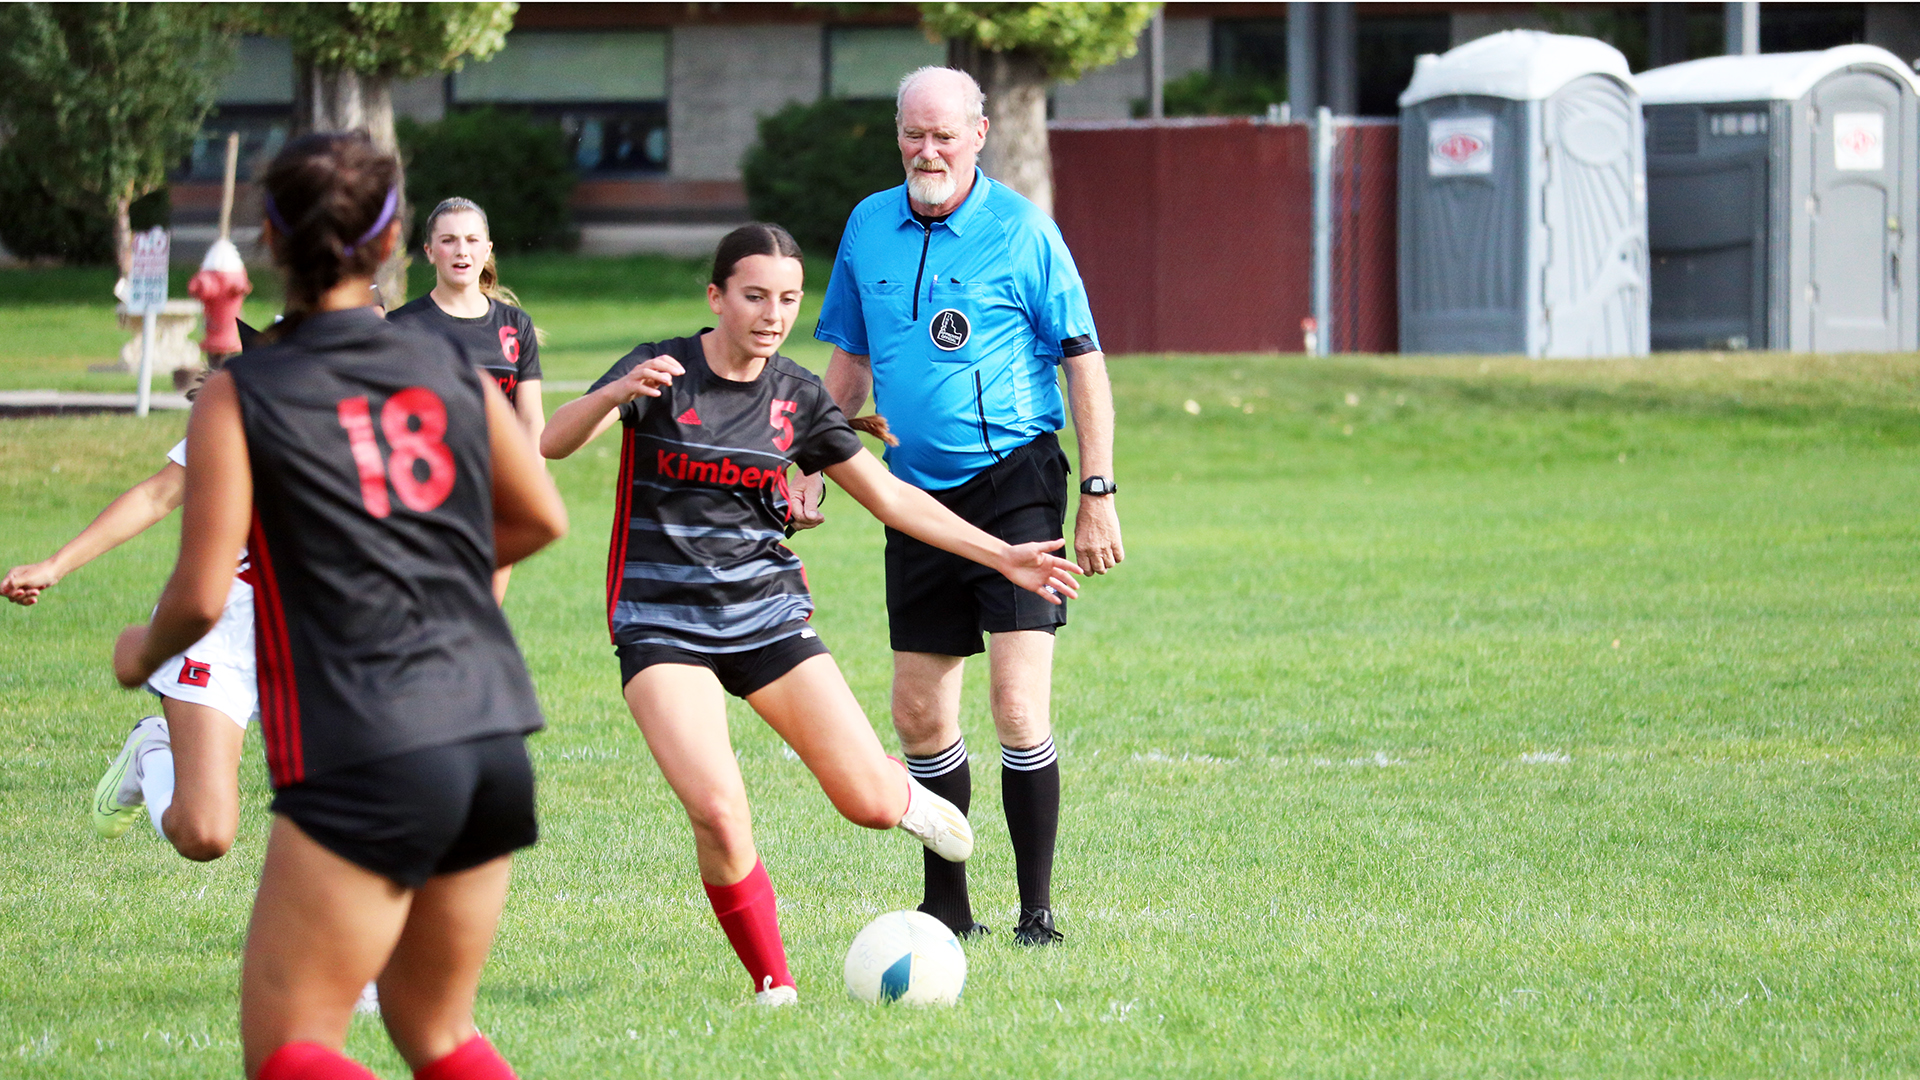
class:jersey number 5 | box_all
[336,388,457,518]
[769,399,798,452]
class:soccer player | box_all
[113,131,567,1080]
[387,197,545,600]
[3,405,255,863]
[541,222,1080,1005]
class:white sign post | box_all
[127,227,170,417]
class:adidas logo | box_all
[677,406,701,425]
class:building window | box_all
[1355,16,1450,117]
[828,26,946,100]
[1213,19,1287,84]
[453,31,670,175]
[180,36,293,181]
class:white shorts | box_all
[144,578,257,728]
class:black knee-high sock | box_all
[1001,737,1060,914]
[905,738,974,933]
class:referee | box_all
[795,65,1123,946]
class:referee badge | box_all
[929,309,970,351]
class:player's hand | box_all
[996,539,1080,605]
[1073,495,1124,575]
[603,355,685,404]
[112,624,153,688]
[789,471,826,530]
[1,560,60,606]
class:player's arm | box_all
[485,378,568,567]
[1063,349,1124,575]
[115,373,252,687]
[513,379,546,466]
[2,460,186,606]
[790,347,874,530]
[540,355,684,459]
[822,449,1079,604]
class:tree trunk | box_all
[292,60,409,306]
[112,192,134,279]
[962,48,1054,217]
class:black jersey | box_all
[387,294,541,404]
[224,307,544,788]
[591,333,864,653]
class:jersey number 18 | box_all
[336,388,457,518]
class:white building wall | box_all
[1053,17,1211,121]
[670,24,824,181]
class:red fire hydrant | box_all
[189,238,251,361]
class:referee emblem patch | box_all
[929,309,970,351]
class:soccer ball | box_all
[843,910,967,1005]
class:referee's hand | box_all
[1074,496,1124,576]
[789,471,826,530]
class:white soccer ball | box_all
[844,910,967,1005]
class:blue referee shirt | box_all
[815,171,1100,491]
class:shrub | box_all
[1133,70,1286,118]
[742,97,902,259]
[397,107,578,253]
[0,148,168,265]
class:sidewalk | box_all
[0,390,191,416]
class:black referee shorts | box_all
[885,431,1069,658]
[271,732,537,889]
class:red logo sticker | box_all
[178,657,212,688]
[1435,133,1485,164]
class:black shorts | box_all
[885,431,1069,657]
[617,626,831,698]
[270,732,537,889]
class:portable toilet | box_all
[1398,31,1648,357]
[1638,46,1920,353]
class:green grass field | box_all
[3,261,1919,1077]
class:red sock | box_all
[702,859,793,994]
[415,1034,517,1080]
[257,1042,378,1080]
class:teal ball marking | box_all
[879,953,912,1002]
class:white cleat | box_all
[754,977,798,1007]
[896,773,973,863]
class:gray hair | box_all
[896,66,986,129]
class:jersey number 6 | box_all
[336,388,457,518]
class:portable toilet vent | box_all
[1398,31,1648,357]
[1639,46,1920,353]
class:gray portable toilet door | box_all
[1540,74,1647,357]
[1808,71,1904,351]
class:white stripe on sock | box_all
[1000,737,1057,772]
[905,737,968,779]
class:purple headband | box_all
[263,186,400,258]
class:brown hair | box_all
[259,132,400,338]
[711,223,803,290]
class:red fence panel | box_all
[1052,118,1398,355]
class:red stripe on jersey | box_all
[247,512,303,785]
[605,425,636,644]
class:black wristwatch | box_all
[1079,476,1118,496]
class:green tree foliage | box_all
[742,98,902,258]
[0,3,232,272]
[920,2,1159,79]
[246,2,514,80]
[0,149,169,264]
[397,108,577,253]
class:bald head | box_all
[896,66,986,129]
[895,66,989,215]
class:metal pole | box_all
[1288,2,1319,116]
[1147,10,1165,120]
[1726,0,1760,56]
[1312,105,1334,356]
[136,310,155,418]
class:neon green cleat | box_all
[92,716,166,839]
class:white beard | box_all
[906,167,958,207]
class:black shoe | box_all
[1012,907,1063,946]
